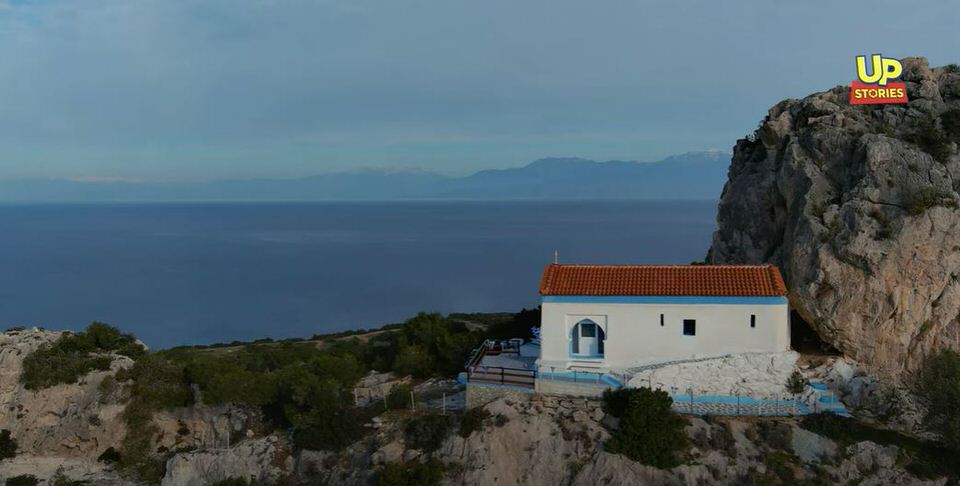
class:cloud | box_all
[0,0,956,179]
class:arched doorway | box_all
[571,319,605,357]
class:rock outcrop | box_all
[307,395,943,486]
[708,57,960,379]
[0,329,130,459]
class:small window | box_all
[660,314,664,327]
[581,322,596,337]
[750,314,756,328]
[683,319,696,336]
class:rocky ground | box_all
[313,394,946,486]
[0,327,949,485]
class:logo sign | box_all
[850,54,907,105]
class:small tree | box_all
[378,459,445,486]
[386,383,414,410]
[604,388,688,468]
[5,475,38,486]
[0,429,16,459]
[918,350,960,451]
[786,370,809,395]
[404,414,452,452]
[459,407,491,437]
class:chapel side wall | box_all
[539,300,790,370]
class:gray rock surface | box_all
[161,436,293,486]
[0,328,130,459]
[708,57,960,379]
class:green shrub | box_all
[870,208,894,239]
[386,383,414,410]
[906,187,951,215]
[918,350,960,451]
[458,407,490,437]
[115,354,192,483]
[20,322,144,390]
[786,370,809,395]
[764,449,800,483]
[393,344,435,378]
[905,120,953,163]
[944,64,960,74]
[97,447,121,464]
[211,478,256,486]
[800,413,959,479]
[4,475,38,486]
[394,313,480,377]
[604,388,688,468]
[404,414,452,452]
[0,429,17,459]
[942,109,960,141]
[50,470,86,486]
[601,388,632,418]
[291,405,371,451]
[377,459,445,486]
[483,307,541,341]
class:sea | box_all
[0,200,718,348]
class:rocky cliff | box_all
[0,328,951,485]
[708,57,960,380]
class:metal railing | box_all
[464,340,535,388]
[466,365,536,388]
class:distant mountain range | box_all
[0,151,730,202]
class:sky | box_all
[0,0,956,181]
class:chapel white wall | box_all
[538,301,790,370]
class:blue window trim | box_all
[543,295,787,305]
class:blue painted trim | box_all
[569,353,604,359]
[540,371,623,387]
[466,382,535,392]
[543,295,788,305]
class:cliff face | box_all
[708,57,960,379]
[0,329,129,459]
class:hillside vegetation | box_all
[16,311,538,483]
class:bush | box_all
[484,307,541,341]
[905,187,953,215]
[870,208,894,239]
[211,478,256,486]
[0,429,17,459]
[377,459,445,486]
[918,350,960,451]
[942,109,960,141]
[786,370,809,395]
[800,413,959,478]
[291,406,370,451]
[49,470,86,486]
[115,354,192,483]
[393,344,435,378]
[604,388,688,468]
[386,383,414,410]
[459,407,491,437]
[905,120,953,163]
[97,447,121,464]
[404,414,452,452]
[601,388,632,418]
[20,322,144,390]
[5,476,38,486]
[393,313,479,377]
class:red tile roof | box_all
[539,264,787,297]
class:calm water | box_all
[0,201,717,348]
